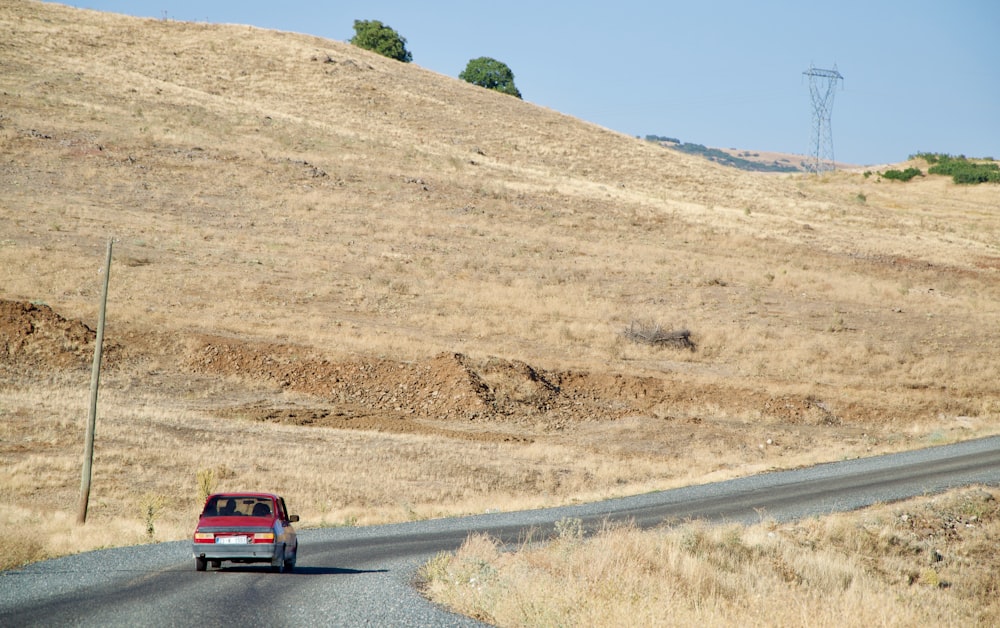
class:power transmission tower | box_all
[803,65,843,173]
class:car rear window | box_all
[203,495,274,517]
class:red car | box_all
[192,492,299,572]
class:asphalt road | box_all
[3,436,999,627]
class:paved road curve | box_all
[3,436,999,626]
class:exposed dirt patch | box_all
[184,333,866,434]
[0,300,96,371]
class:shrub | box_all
[621,321,695,351]
[912,153,1000,185]
[881,167,923,182]
[911,152,941,164]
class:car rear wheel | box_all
[270,545,286,573]
[195,557,207,572]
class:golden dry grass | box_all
[1,0,999,587]
[420,487,1000,627]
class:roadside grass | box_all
[420,488,1000,627]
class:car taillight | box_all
[252,532,275,543]
[194,531,215,543]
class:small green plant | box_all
[855,192,867,204]
[140,494,165,540]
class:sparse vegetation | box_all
[913,152,1000,184]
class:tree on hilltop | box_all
[459,57,522,99]
[350,19,412,62]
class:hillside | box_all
[2,0,999,567]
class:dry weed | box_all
[423,487,1000,626]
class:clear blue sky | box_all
[60,1,998,165]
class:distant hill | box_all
[643,135,861,173]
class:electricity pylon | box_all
[803,65,843,173]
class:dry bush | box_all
[621,321,695,351]
[422,487,1000,627]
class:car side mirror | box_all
[289,514,300,523]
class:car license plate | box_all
[216,535,249,544]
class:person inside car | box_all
[252,502,271,517]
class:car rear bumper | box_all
[193,542,278,563]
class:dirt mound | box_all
[0,301,887,445]
[188,335,612,422]
[0,299,96,371]
[185,334,867,431]
[187,338,529,421]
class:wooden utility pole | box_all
[77,238,113,525]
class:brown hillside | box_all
[1,1,999,563]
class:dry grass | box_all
[1,1,999,593]
[420,487,1000,627]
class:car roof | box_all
[207,492,281,500]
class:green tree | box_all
[349,19,412,62]
[459,57,522,98]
